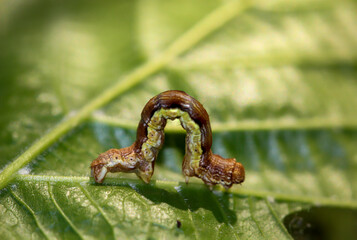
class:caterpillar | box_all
[91,90,245,189]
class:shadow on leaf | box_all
[118,182,237,225]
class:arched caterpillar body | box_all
[91,90,245,189]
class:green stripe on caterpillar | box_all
[91,90,245,189]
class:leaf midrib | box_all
[13,174,357,209]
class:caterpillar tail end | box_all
[197,154,245,189]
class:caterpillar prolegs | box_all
[91,90,245,189]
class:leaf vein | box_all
[12,174,357,208]
[209,191,240,240]
[175,187,199,240]
[47,182,85,240]
[248,196,266,239]
[9,188,51,240]
[264,198,293,240]
[78,184,116,240]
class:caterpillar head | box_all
[91,147,137,183]
[91,149,118,183]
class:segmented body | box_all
[91,90,245,189]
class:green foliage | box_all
[0,0,356,239]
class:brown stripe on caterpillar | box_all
[91,90,245,189]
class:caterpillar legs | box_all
[91,148,245,189]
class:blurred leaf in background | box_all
[0,0,357,239]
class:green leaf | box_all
[1,0,357,239]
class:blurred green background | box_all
[0,0,357,239]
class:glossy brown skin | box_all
[91,90,245,189]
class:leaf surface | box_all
[0,0,357,239]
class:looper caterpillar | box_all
[91,90,245,189]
